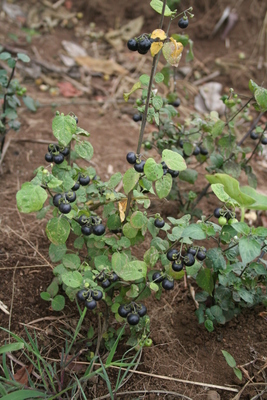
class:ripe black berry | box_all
[79,175,90,186]
[137,304,147,317]
[168,169,179,178]
[152,271,164,283]
[183,253,195,266]
[93,224,105,236]
[74,116,78,124]
[162,278,174,290]
[118,305,131,318]
[81,225,92,236]
[171,99,181,107]
[111,272,119,282]
[250,131,258,140]
[133,113,142,122]
[154,218,165,228]
[127,313,140,325]
[53,153,65,164]
[138,38,151,54]
[85,299,97,310]
[196,251,206,261]
[127,39,138,51]
[77,289,89,301]
[178,17,189,29]
[92,290,103,301]
[60,147,70,156]
[72,181,80,191]
[65,191,76,203]
[45,153,53,162]
[261,137,267,145]
[172,261,183,272]
[59,201,71,214]
[214,208,222,218]
[134,160,145,173]
[53,193,62,207]
[102,279,111,289]
[193,146,200,156]
[187,247,197,256]
[126,152,137,164]
[167,249,179,261]
[199,147,208,156]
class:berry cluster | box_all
[96,271,118,289]
[77,215,106,236]
[53,191,76,214]
[127,36,152,55]
[166,246,207,272]
[214,208,238,226]
[179,141,208,157]
[126,152,146,173]
[77,288,103,310]
[118,302,147,325]
[152,271,174,290]
[250,131,267,144]
[45,144,69,164]
[133,113,142,122]
[161,161,179,177]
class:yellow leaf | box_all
[151,29,167,40]
[118,199,128,222]
[150,41,163,57]
[123,81,142,102]
[162,38,183,67]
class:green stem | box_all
[240,207,245,222]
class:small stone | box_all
[207,390,221,400]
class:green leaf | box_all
[0,52,11,60]
[154,72,164,83]
[130,211,147,229]
[185,39,194,63]
[62,271,83,288]
[249,79,259,93]
[222,350,236,368]
[179,169,198,184]
[150,0,172,16]
[155,173,172,198]
[183,142,194,156]
[139,74,150,86]
[0,342,24,355]
[223,160,241,179]
[206,248,226,272]
[123,222,138,238]
[16,182,47,213]
[196,268,214,295]
[239,288,254,304]
[1,390,47,399]
[51,295,65,311]
[46,217,70,245]
[40,291,51,301]
[206,174,256,208]
[162,149,187,171]
[152,96,163,111]
[74,237,84,249]
[74,141,93,161]
[182,224,206,240]
[144,158,163,181]
[22,96,37,112]
[52,114,76,146]
[47,280,59,297]
[113,256,147,281]
[240,186,267,210]
[231,222,250,236]
[211,120,224,138]
[123,168,140,194]
[107,172,122,189]
[107,214,122,230]
[62,253,81,270]
[49,243,67,263]
[17,53,30,63]
[239,237,261,264]
[204,319,214,332]
[171,34,189,47]
[144,246,159,267]
[233,367,242,381]
[123,81,142,102]
[254,87,267,112]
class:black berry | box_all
[53,193,62,207]
[172,261,183,272]
[168,169,179,178]
[162,278,174,290]
[85,299,97,310]
[250,131,258,140]
[92,290,103,301]
[171,99,181,107]
[214,208,222,218]
[133,113,142,122]
[118,305,131,318]
[59,201,71,214]
[72,181,80,191]
[45,153,53,162]
[102,279,111,289]
[77,289,89,301]
[261,137,267,145]
[183,253,195,266]
[167,249,179,261]
[196,251,206,261]
[187,247,197,256]
[154,218,165,228]
[134,160,145,173]
[193,146,200,156]
[93,224,105,236]
[137,304,147,317]
[126,152,137,164]
[74,116,78,124]
[53,153,65,164]
[152,271,164,283]
[59,147,70,156]
[199,147,208,156]
[138,38,151,54]
[178,17,189,29]
[111,272,119,282]
[79,175,90,186]
[127,39,138,51]
[81,225,92,236]
[127,313,140,325]
[65,191,76,203]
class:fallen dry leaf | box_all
[75,56,127,76]
[57,81,83,97]
[14,364,33,385]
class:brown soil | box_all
[0,1,267,399]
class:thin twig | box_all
[94,389,193,400]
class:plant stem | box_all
[240,207,245,223]
[1,64,16,152]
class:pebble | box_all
[206,390,221,400]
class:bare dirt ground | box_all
[0,1,267,399]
